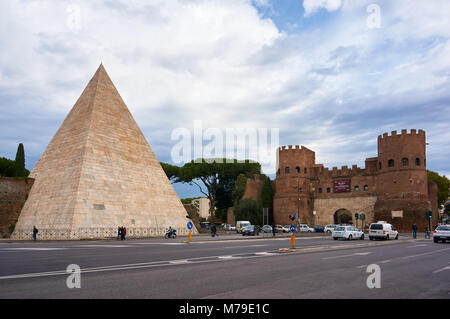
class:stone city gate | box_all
[313,195,377,227]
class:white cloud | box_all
[303,0,342,16]
[0,0,449,181]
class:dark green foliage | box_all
[427,170,450,206]
[0,143,30,178]
[14,143,26,178]
[160,162,181,182]
[339,214,352,224]
[180,197,203,205]
[0,157,16,177]
[160,159,261,219]
[231,173,247,205]
[234,198,262,226]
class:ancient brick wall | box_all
[242,174,265,201]
[0,177,34,237]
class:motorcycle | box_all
[165,228,177,239]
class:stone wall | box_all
[0,177,34,237]
[313,195,377,227]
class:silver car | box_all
[433,225,450,243]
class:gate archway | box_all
[334,208,352,224]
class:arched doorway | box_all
[334,208,353,224]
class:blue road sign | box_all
[187,221,193,230]
[290,225,296,232]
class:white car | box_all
[262,225,273,233]
[297,224,314,232]
[369,221,398,240]
[332,226,365,240]
[274,225,289,233]
[433,225,450,243]
[224,224,236,231]
[325,224,338,233]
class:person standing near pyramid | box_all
[12,65,196,240]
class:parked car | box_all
[262,225,273,233]
[324,224,338,233]
[223,224,236,231]
[332,226,365,240]
[242,225,260,236]
[313,226,324,233]
[369,221,398,240]
[200,222,211,229]
[298,224,314,232]
[274,225,289,233]
[236,221,251,233]
[433,225,450,243]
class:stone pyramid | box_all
[12,65,194,239]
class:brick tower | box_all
[374,129,434,230]
[12,65,194,239]
[273,146,315,225]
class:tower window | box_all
[364,185,369,191]
[319,188,323,193]
[296,166,300,174]
[402,158,409,166]
[354,186,359,192]
[304,168,307,174]
[415,158,421,166]
[379,162,382,169]
[327,187,331,193]
[388,159,395,167]
[277,168,280,175]
[285,167,290,174]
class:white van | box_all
[236,221,251,233]
[369,221,399,240]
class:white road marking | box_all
[401,247,450,260]
[380,260,391,264]
[322,252,373,260]
[0,251,273,280]
[406,244,428,248]
[356,265,368,269]
[72,245,129,248]
[432,266,450,274]
[169,260,189,264]
[223,244,267,249]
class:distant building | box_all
[192,198,211,219]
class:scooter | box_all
[165,229,177,239]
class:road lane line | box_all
[401,247,450,260]
[322,252,373,260]
[432,266,450,274]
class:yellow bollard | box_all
[290,234,295,248]
[188,232,192,241]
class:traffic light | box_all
[289,214,295,221]
[355,212,359,220]
[425,210,432,220]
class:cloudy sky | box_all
[1,0,449,198]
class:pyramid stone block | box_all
[12,65,195,239]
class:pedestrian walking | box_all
[122,226,127,240]
[412,224,417,239]
[272,224,276,237]
[425,226,430,239]
[32,226,38,241]
[117,226,122,240]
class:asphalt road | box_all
[0,233,448,299]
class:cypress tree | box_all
[14,143,26,177]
